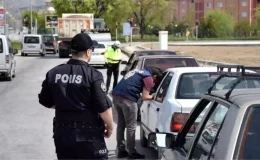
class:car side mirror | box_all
[148,132,175,149]
[14,49,18,54]
[121,61,127,65]
[121,70,127,76]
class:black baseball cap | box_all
[70,33,93,53]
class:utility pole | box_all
[30,0,33,34]
[4,0,6,35]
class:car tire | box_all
[40,53,45,57]
[21,52,25,56]
[140,125,148,147]
[53,50,56,54]
[12,67,16,78]
[6,72,12,81]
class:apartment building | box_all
[175,0,259,25]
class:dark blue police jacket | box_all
[112,68,152,102]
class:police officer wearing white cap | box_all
[38,33,113,159]
[104,41,122,93]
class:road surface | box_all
[0,53,157,159]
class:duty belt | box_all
[54,121,103,129]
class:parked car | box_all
[0,35,17,81]
[42,34,58,54]
[147,65,260,160]
[121,50,177,76]
[22,34,45,56]
[88,42,107,67]
[121,55,200,121]
[53,34,59,53]
[140,66,260,157]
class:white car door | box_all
[148,72,174,132]
[0,37,6,70]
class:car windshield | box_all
[176,73,260,99]
[95,44,106,48]
[139,51,176,56]
[238,107,260,159]
[42,36,54,42]
[143,58,198,71]
[24,37,39,43]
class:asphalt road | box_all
[0,52,157,159]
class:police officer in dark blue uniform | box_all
[38,33,114,159]
[112,67,163,159]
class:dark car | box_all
[42,34,58,54]
[121,55,200,121]
[147,65,260,160]
[122,50,177,75]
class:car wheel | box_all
[12,67,16,78]
[40,53,45,57]
[53,50,56,54]
[6,73,12,81]
[21,52,25,56]
[140,125,148,147]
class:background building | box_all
[175,0,260,25]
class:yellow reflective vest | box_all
[104,46,122,64]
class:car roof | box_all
[165,67,256,74]
[210,89,260,108]
[0,35,7,38]
[24,34,41,37]
[137,55,195,59]
[136,50,176,53]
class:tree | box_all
[51,0,112,18]
[234,21,251,37]
[204,10,234,38]
[103,0,131,36]
[37,13,46,29]
[255,4,260,30]
[126,0,170,39]
[22,11,38,29]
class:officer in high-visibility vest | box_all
[104,41,122,93]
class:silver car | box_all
[147,65,260,160]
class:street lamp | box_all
[71,0,83,13]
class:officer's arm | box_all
[92,72,113,131]
[38,73,54,108]
[142,77,154,100]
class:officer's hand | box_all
[104,126,113,138]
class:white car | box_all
[22,34,45,56]
[88,42,107,67]
[0,35,17,81]
[140,67,257,157]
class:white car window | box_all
[95,44,106,48]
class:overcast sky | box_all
[0,0,45,9]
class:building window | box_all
[190,0,194,3]
[182,0,185,4]
[242,12,247,17]
[241,1,247,6]
[207,2,212,8]
[181,8,185,13]
[217,2,223,7]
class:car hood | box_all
[94,48,106,53]
[175,99,200,113]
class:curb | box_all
[122,46,235,66]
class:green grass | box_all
[12,41,22,50]
[112,35,260,42]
